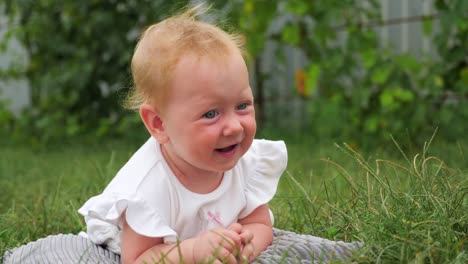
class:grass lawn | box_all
[0,134,466,263]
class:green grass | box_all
[0,135,466,263]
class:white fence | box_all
[0,4,30,115]
[255,0,439,129]
[381,0,437,55]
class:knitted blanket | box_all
[3,228,362,263]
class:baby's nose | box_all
[223,115,243,136]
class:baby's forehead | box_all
[129,11,246,110]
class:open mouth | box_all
[215,144,237,153]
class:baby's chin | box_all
[210,157,243,173]
[214,161,240,173]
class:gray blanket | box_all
[3,228,362,263]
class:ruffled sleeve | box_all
[239,139,288,219]
[79,191,177,253]
[78,137,180,253]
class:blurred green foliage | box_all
[221,0,467,147]
[0,0,467,146]
[1,0,189,144]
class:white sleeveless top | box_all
[78,137,287,254]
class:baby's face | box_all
[160,50,256,173]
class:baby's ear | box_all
[139,104,169,144]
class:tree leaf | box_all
[305,64,321,96]
[286,0,308,16]
[380,90,395,110]
[371,67,392,85]
[365,115,379,132]
[362,49,377,69]
[422,18,433,37]
[281,24,300,45]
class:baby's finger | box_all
[241,243,256,262]
[214,247,237,264]
[210,229,240,251]
[227,222,242,233]
[240,229,254,244]
[218,237,235,253]
[219,229,242,250]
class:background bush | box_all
[221,0,467,147]
[1,0,467,147]
[1,0,189,144]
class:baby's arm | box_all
[236,204,274,261]
[121,215,242,264]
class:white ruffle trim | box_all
[240,140,287,218]
[78,192,177,253]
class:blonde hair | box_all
[124,5,246,110]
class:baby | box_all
[79,6,287,264]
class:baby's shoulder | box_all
[104,138,170,195]
[242,139,287,164]
[236,139,288,178]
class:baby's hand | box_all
[228,223,255,262]
[239,229,255,262]
[192,227,242,264]
[227,223,242,234]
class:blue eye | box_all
[237,103,248,110]
[203,110,218,119]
